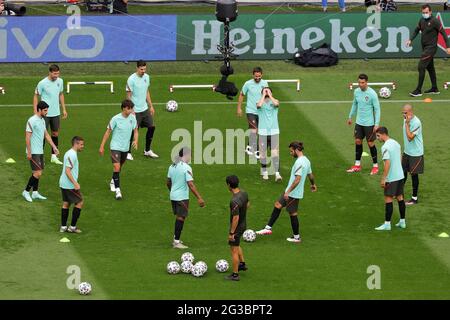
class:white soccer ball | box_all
[181,252,194,263]
[191,264,205,277]
[195,261,208,273]
[379,87,391,99]
[215,259,229,273]
[78,282,92,295]
[167,261,181,275]
[166,100,178,112]
[180,261,193,274]
[243,229,256,242]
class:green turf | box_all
[1,59,450,299]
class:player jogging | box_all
[256,141,317,242]
[347,73,381,175]
[402,104,424,205]
[33,64,66,165]
[225,175,249,281]
[59,136,84,234]
[22,101,59,202]
[99,99,138,200]
[237,67,268,157]
[256,87,282,181]
[167,147,205,249]
[126,60,158,160]
[375,127,406,231]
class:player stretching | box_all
[225,175,249,281]
[33,64,66,165]
[237,67,268,157]
[402,104,424,205]
[256,141,317,242]
[346,74,380,175]
[22,101,59,202]
[375,127,406,231]
[256,87,282,181]
[126,60,158,160]
[99,99,138,200]
[59,136,84,234]
[167,147,205,249]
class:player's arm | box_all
[381,159,390,188]
[25,131,32,160]
[407,23,421,46]
[373,93,381,130]
[187,181,205,207]
[247,201,251,208]
[166,178,172,191]
[308,173,317,192]
[237,91,244,117]
[44,130,59,155]
[99,128,112,156]
[65,165,80,190]
[60,92,67,119]
[404,117,418,142]
[147,91,155,116]
[256,94,265,108]
[131,127,139,150]
[229,215,239,240]
[33,93,39,114]
[284,175,301,199]
[268,90,279,106]
[347,94,357,125]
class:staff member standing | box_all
[407,4,450,97]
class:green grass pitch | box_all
[1,59,450,299]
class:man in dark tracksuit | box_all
[407,4,450,97]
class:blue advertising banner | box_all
[0,15,178,62]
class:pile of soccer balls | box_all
[379,87,391,99]
[166,100,178,112]
[167,252,230,277]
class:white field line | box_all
[1,99,450,108]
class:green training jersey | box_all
[241,79,268,115]
[126,73,150,113]
[257,100,279,136]
[35,77,64,117]
[381,138,404,183]
[59,148,79,189]
[403,116,424,157]
[25,114,46,155]
[348,87,381,127]
[108,113,137,152]
[286,155,312,199]
[167,161,194,201]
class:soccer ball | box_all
[180,261,193,274]
[215,259,229,273]
[243,229,256,242]
[191,264,205,277]
[167,261,181,275]
[166,100,178,112]
[78,282,92,295]
[195,261,208,273]
[379,87,391,99]
[181,252,194,263]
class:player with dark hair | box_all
[347,73,381,175]
[99,99,138,200]
[22,101,59,202]
[237,67,269,157]
[167,147,205,249]
[225,175,249,281]
[126,60,158,160]
[407,4,450,97]
[59,136,85,234]
[256,141,317,242]
[33,64,66,165]
[375,127,406,231]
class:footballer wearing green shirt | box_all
[167,147,205,249]
[22,101,59,203]
[59,136,84,234]
[33,64,66,165]
[237,67,269,157]
[256,141,317,243]
[126,60,158,160]
[347,74,381,175]
[375,127,406,231]
[99,99,138,200]
[402,104,424,205]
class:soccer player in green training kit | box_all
[256,141,317,243]
[59,136,85,234]
[22,101,59,202]
[347,74,381,175]
[402,104,424,205]
[99,99,138,200]
[126,60,158,160]
[167,147,205,249]
[225,175,249,281]
[375,127,406,231]
[237,67,268,157]
[256,87,282,181]
[33,64,67,165]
